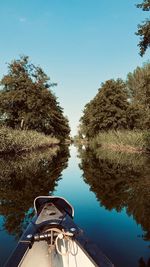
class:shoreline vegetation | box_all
[90,131,150,154]
[75,131,150,154]
[0,56,71,158]
[0,126,60,156]
[78,63,150,155]
[0,56,70,146]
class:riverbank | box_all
[0,126,60,155]
[89,131,150,154]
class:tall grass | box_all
[92,144,148,168]
[0,126,59,155]
[90,130,150,153]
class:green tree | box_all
[80,79,129,138]
[126,103,144,129]
[127,63,150,129]
[136,0,150,56]
[0,56,70,139]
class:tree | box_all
[136,0,150,56]
[0,56,70,139]
[126,103,144,129]
[127,63,150,129]
[80,79,129,137]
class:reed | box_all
[0,126,60,155]
[93,145,148,168]
[90,130,150,153]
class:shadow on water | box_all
[0,145,70,238]
[77,145,150,266]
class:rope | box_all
[46,228,74,256]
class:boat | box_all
[5,196,114,267]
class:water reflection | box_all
[138,257,150,267]
[0,146,70,237]
[78,146,150,242]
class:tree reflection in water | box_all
[78,146,150,241]
[78,146,150,266]
[0,145,70,237]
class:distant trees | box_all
[0,56,70,139]
[80,63,150,138]
[136,0,150,56]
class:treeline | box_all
[79,63,150,139]
[0,56,70,140]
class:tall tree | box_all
[136,0,150,56]
[0,56,70,139]
[127,63,150,129]
[80,79,129,137]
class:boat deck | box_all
[20,240,96,267]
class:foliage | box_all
[0,126,59,154]
[80,79,129,137]
[127,63,150,129]
[126,103,144,129]
[79,63,150,139]
[0,56,70,139]
[127,63,150,106]
[136,0,150,56]
[143,131,150,150]
[137,0,150,10]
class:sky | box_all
[0,0,149,135]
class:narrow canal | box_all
[0,145,150,267]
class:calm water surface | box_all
[0,145,150,267]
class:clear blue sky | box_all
[0,0,149,135]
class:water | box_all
[0,145,150,267]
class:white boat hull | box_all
[20,239,96,267]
